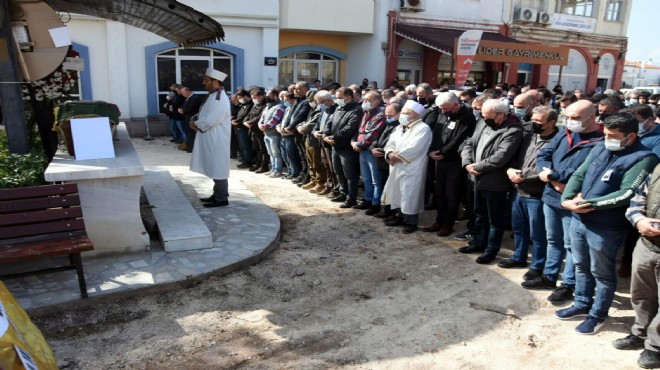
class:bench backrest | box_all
[0,184,88,246]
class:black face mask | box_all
[417,97,427,105]
[599,113,611,122]
[484,118,498,128]
[531,122,544,134]
[266,97,275,104]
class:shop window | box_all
[557,0,594,17]
[279,53,338,87]
[155,48,233,113]
[605,0,624,21]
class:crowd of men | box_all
[167,73,660,368]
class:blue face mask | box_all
[399,115,410,125]
[319,104,328,111]
[514,108,527,118]
[386,117,396,123]
[284,101,291,108]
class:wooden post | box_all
[0,0,29,154]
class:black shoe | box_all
[454,231,474,241]
[639,349,660,369]
[199,196,214,202]
[249,165,259,172]
[497,259,528,269]
[547,285,574,303]
[203,200,229,208]
[424,201,437,210]
[330,194,347,202]
[339,199,357,208]
[523,268,543,281]
[236,163,251,169]
[384,217,404,227]
[612,334,645,350]
[170,138,177,142]
[521,275,556,290]
[284,174,294,179]
[383,214,399,222]
[352,200,372,210]
[402,224,417,234]
[420,223,442,232]
[458,244,484,254]
[476,253,496,264]
[365,205,381,216]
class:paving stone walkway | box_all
[2,138,280,311]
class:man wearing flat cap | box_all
[381,100,433,234]
[191,68,232,207]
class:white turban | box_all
[205,67,227,82]
[403,100,426,116]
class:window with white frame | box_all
[605,0,624,21]
[279,52,338,87]
[155,48,233,113]
[557,0,594,17]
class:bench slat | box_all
[0,207,83,226]
[1,219,87,240]
[0,236,94,263]
[0,183,79,201]
[0,194,81,213]
[1,230,88,246]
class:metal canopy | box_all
[42,0,225,47]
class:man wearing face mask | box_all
[422,92,477,237]
[232,90,255,169]
[557,112,658,335]
[524,100,604,301]
[512,93,534,123]
[370,102,402,219]
[298,90,324,191]
[460,99,523,264]
[405,84,417,101]
[352,91,386,214]
[416,83,439,129]
[312,91,339,195]
[597,97,622,125]
[323,87,364,208]
[498,106,559,280]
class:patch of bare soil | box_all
[32,147,640,369]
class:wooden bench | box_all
[0,183,94,298]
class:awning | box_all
[42,0,225,47]
[395,24,521,56]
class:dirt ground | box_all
[31,138,642,369]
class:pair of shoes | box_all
[555,305,590,320]
[317,188,332,196]
[302,182,317,190]
[309,184,325,193]
[639,350,660,368]
[384,217,404,227]
[497,259,528,269]
[618,263,632,278]
[476,253,496,264]
[374,211,393,218]
[203,199,229,208]
[177,143,187,151]
[521,275,556,289]
[421,223,442,232]
[548,285,574,303]
[330,194,347,202]
[236,163,251,169]
[352,200,372,210]
[612,334,645,350]
[458,244,484,254]
[255,167,270,174]
[365,205,381,216]
[284,174,294,179]
[523,268,542,281]
[199,195,214,202]
[402,224,417,234]
[269,172,283,178]
[575,315,606,335]
[249,165,259,172]
[454,231,474,241]
[437,225,453,237]
[339,199,357,208]
[383,214,400,222]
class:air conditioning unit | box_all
[401,0,425,12]
[513,7,538,22]
[537,11,552,24]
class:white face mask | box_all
[399,114,410,125]
[361,101,373,111]
[605,138,626,151]
[239,98,245,104]
[565,119,585,133]
[309,101,317,109]
[639,121,647,133]
[336,98,347,108]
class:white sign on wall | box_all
[71,117,116,160]
[551,13,597,33]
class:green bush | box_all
[0,128,48,189]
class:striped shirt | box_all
[626,173,651,227]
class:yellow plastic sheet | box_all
[0,281,56,370]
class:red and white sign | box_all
[455,30,483,87]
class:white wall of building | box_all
[399,0,506,26]
[346,0,390,87]
[280,0,374,34]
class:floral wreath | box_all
[22,47,80,102]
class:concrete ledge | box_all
[143,167,212,252]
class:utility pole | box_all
[0,0,29,154]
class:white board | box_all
[70,117,115,160]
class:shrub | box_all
[0,128,48,189]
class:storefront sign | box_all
[551,13,597,33]
[472,40,569,66]
[455,30,483,87]
[398,49,421,61]
[264,57,277,66]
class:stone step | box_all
[143,167,212,252]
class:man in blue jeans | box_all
[558,112,658,335]
[522,100,603,302]
[498,106,558,279]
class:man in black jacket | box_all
[323,87,363,208]
[243,90,268,172]
[281,82,311,181]
[370,101,402,218]
[232,90,254,168]
[423,92,477,236]
[178,87,203,153]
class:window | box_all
[279,53,338,87]
[155,48,233,113]
[557,0,594,17]
[605,0,624,21]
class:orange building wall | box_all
[279,31,348,84]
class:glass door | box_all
[296,61,320,83]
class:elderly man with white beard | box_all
[381,100,433,234]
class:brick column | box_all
[421,47,440,87]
